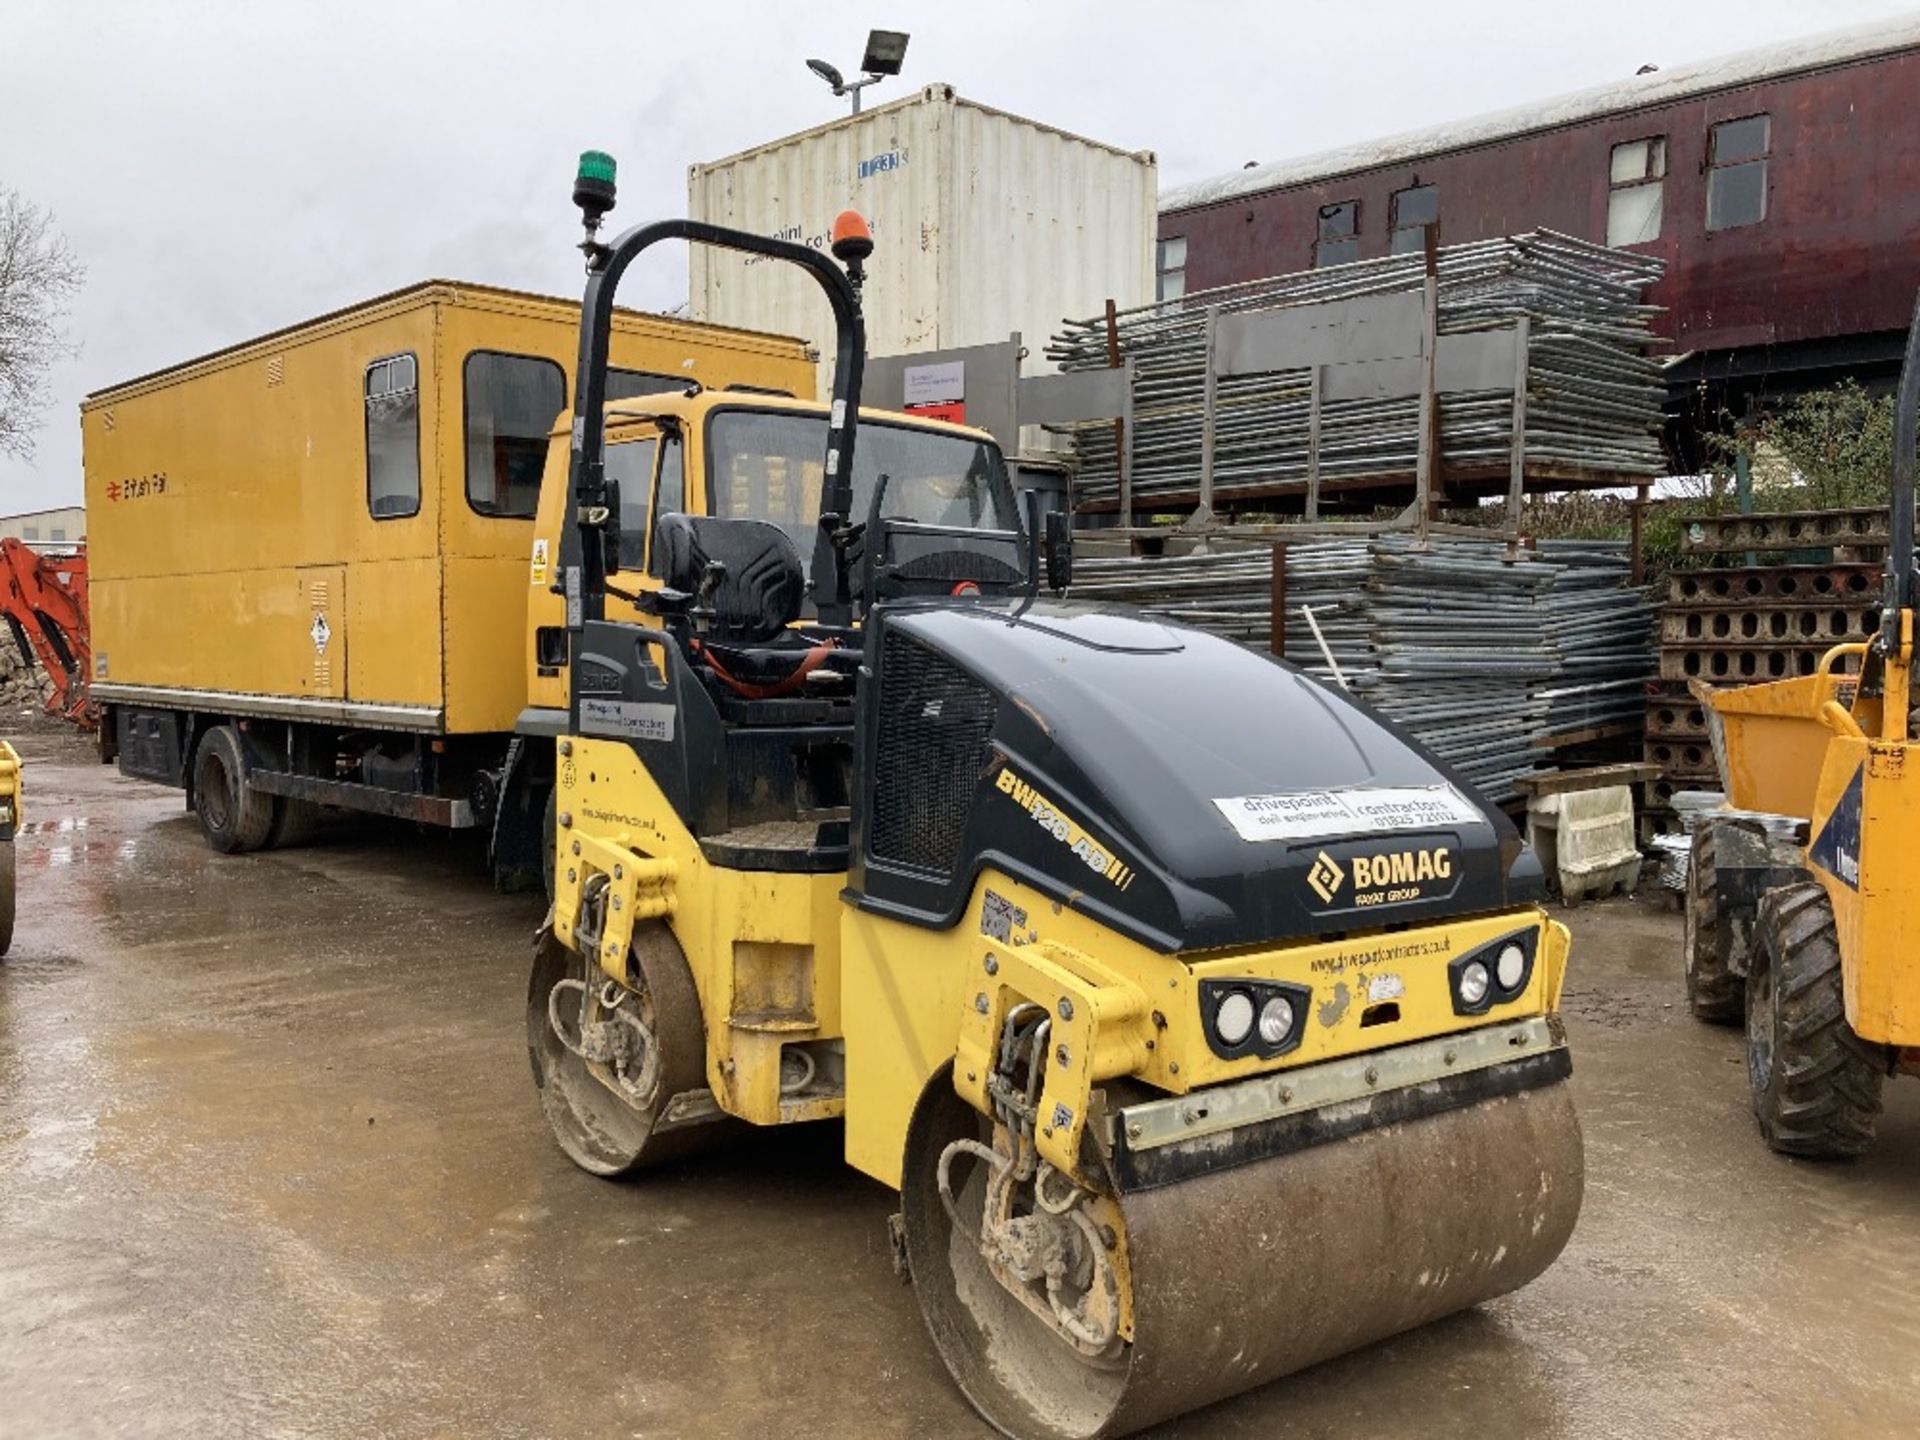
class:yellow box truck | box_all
[83,280,814,880]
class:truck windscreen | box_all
[706,410,1021,577]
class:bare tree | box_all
[0,189,85,460]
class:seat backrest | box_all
[654,514,805,644]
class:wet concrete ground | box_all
[3,726,1920,1440]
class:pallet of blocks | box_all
[1643,506,1886,836]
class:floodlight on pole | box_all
[804,28,910,116]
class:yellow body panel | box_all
[846,864,1565,1186]
[555,736,845,1126]
[0,741,22,826]
[1710,672,1856,819]
[84,281,814,733]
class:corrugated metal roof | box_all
[1161,15,1920,214]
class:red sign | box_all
[905,400,967,426]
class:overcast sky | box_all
[2,0,1912,513]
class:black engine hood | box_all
[848,599,1539,953]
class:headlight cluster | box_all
[1199,978,1311,1061]
[1448,929,1538,1015]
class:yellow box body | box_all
[83,282,814,734]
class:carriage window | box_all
[1707,114,1769,231]
[365,353,421,519]
[1314,201,1360,268]
[1606,137,1667,247]
[1156,236,1187,302]
[1389,185,1438,254]
[464,351,565,518]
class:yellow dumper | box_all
[1687,294,1920,1156]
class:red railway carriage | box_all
[1157,18,1920,467]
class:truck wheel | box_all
[193,725,275,854]
[0,839,15,957]
[265,797,322,849]
[1684,823,1744,1024]
[1746,883,1886,1158]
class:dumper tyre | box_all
[1684,822,1744,1024]
[527,917,720,1176]
[0,838,15,957]
[266,797,322,850]
[192,725,275,854]
[1747,882,1885,1158]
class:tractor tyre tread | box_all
[1685,823,1743,1024]
[1749,882,1886,1158]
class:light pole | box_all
[806,29,909,116]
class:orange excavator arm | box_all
[0,536,96,730]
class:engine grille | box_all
[870,631,999,875]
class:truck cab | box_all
[524,389,1027,714]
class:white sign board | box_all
[902,360,965,406]
[1212,785,1485,843]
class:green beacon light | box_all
[573,150,618,234]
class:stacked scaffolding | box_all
[1071,538,1656,804]
[1048,231,1665,512]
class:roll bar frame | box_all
[563,219,867,634]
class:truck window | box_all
[464,351,565,518]
[365,353,421,519]
[603,430,685,572]
[607,367,683,401]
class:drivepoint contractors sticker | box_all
[1212,785,1485,843]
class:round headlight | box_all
[1258,995,1294,1046]
[1496,943,1527,992]
[1458,960,1491,1007]
[1214,990,1255,1046]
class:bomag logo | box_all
[1309,846,1453,907]
[994,767,1134,890]
[1307,851,1345,903]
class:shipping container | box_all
[688,85,1156,387]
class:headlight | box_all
[1257,995,1294,1046]
[1495,943,1527,991]
[1448,928,1538,1014]
[1214,990,1255,1046]
[1199,978,1311,1061]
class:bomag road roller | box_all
[1686,291,1920,1159]
[527,152,1584,1438]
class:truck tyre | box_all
[266,797,322,849]
[1684,823,1743,1024]
[193,725,275,854]
[1746,882,1885,1158]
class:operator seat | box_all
[653,514,850,697]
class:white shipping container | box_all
[688,85,1155,388]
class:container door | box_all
[298,564,347,699]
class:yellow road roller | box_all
[1687,291,1920,1158]
[528,152,1584,1437]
